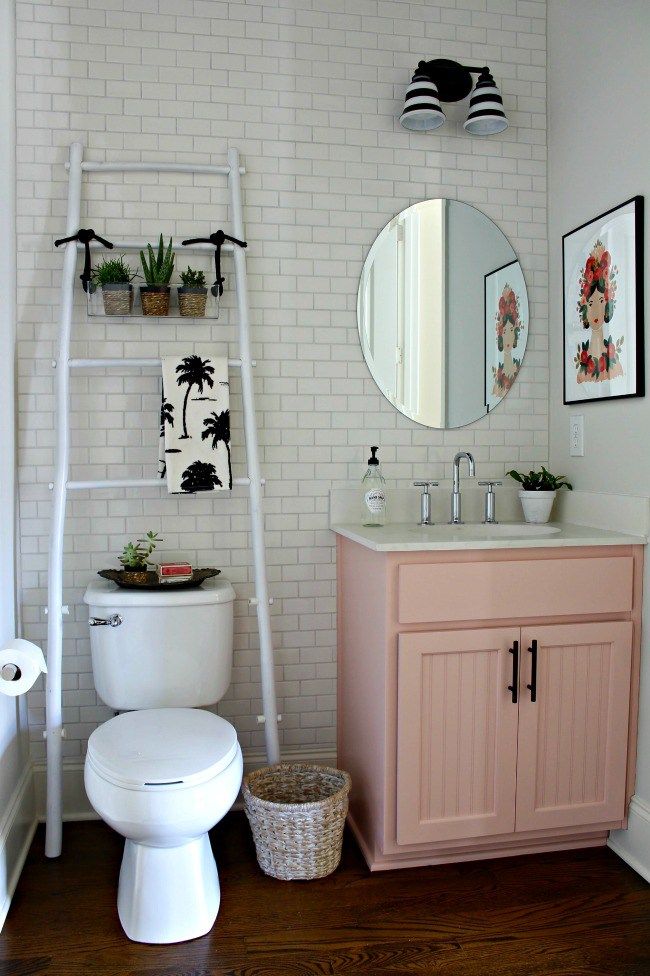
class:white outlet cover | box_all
[569,414,584,457]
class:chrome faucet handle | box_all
[478,481,502,524]
[413,481,438,526]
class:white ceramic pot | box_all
[519,489,556,524]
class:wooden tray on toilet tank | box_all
[97,568,221,590]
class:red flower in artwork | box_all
[587,358,596,375]
[599,355,606,373]
[580,349,589,364]
[608,342,616,359]
[601,251,611,268]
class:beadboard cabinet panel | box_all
[397,629,519,844]
[515,622,632,832]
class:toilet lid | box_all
[87,708,239,790]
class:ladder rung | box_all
[75,239,236,253]
[69,161,245,176]
[64,477,259,490]
[68,358,253,369]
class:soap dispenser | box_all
[361,446,387,527]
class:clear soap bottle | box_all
[362,446,387,527]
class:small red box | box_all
[157,562,193,579]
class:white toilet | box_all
[83,577,243,945]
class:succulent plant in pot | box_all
[91,255,138,315]
[506,467,573,524]
[178,266,208,317]
[139,235,175,315]
[117,530,161,583]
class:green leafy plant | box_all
[179,266,207,289]
[91,255,137,286]
[506,467,573,492]
[140,235,175,286]
[118,531,161,570]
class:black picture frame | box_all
[562,195,644,405]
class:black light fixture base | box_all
[414,59,485,103]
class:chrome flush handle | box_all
[89,614,123,628]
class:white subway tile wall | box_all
[16,0,548,768]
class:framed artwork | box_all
[563,196,644,404]
[484,260,528,412]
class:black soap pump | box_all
[361,446,387,527]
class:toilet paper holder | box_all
[1,663,21,682]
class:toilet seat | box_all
[86,708,238,791]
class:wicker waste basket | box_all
[242,763,351,880]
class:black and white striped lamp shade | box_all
[463,68,508,135]
[400,74,445,131]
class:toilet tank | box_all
[83,577,235,711]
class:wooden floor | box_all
[1,815,649,976]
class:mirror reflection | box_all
[357,199,529,429]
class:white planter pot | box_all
[519,490,556,524]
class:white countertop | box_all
[331,521,647,552]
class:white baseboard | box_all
[34,746,337,822]
[608,796,650,883]
[0,763,37,931]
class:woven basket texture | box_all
[178,291,207,317]
[140,289,170,316]
[102,288,133,315]
[242,763,351,881]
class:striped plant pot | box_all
[178,286,208,317]
[140,286,171,316]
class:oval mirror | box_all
[357,199,529,429]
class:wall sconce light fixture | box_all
[400,59,508,136]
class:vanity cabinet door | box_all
[515,622,632,832]
[396,628,520,845]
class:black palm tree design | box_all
[159,398,174,439]
[180,460,222,493]
[201,410,231,489]
[175,356,215,439]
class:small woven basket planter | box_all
[140,286,170,316]
[102,284,133,315]
[242,763,351,881]
[178,287,208,317]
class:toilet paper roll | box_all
[0,639,47,697]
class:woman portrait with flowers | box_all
[574,240,624,384]
[492,284,524,396]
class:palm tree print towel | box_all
[159,355,231,493]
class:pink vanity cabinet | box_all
[336,539,643,871]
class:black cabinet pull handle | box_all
[527,639,538,703]
[508,640,519,704]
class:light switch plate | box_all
[569,414,584,457]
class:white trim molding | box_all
[0,764,37,930]
[609,797,650,884]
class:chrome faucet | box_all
[450,451,475,524]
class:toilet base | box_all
[117,833,220,943]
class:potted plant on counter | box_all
[178,266,208,317]
[506,466,573,524]
[139,235,174,315]
[91,255,138,315]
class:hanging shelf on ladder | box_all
[46,143,280,858]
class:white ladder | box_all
[45,143,280,858]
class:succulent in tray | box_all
[118,531,161,580]
[91,255,138,315]
[178,266,208,317]
[139,235,175,315]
